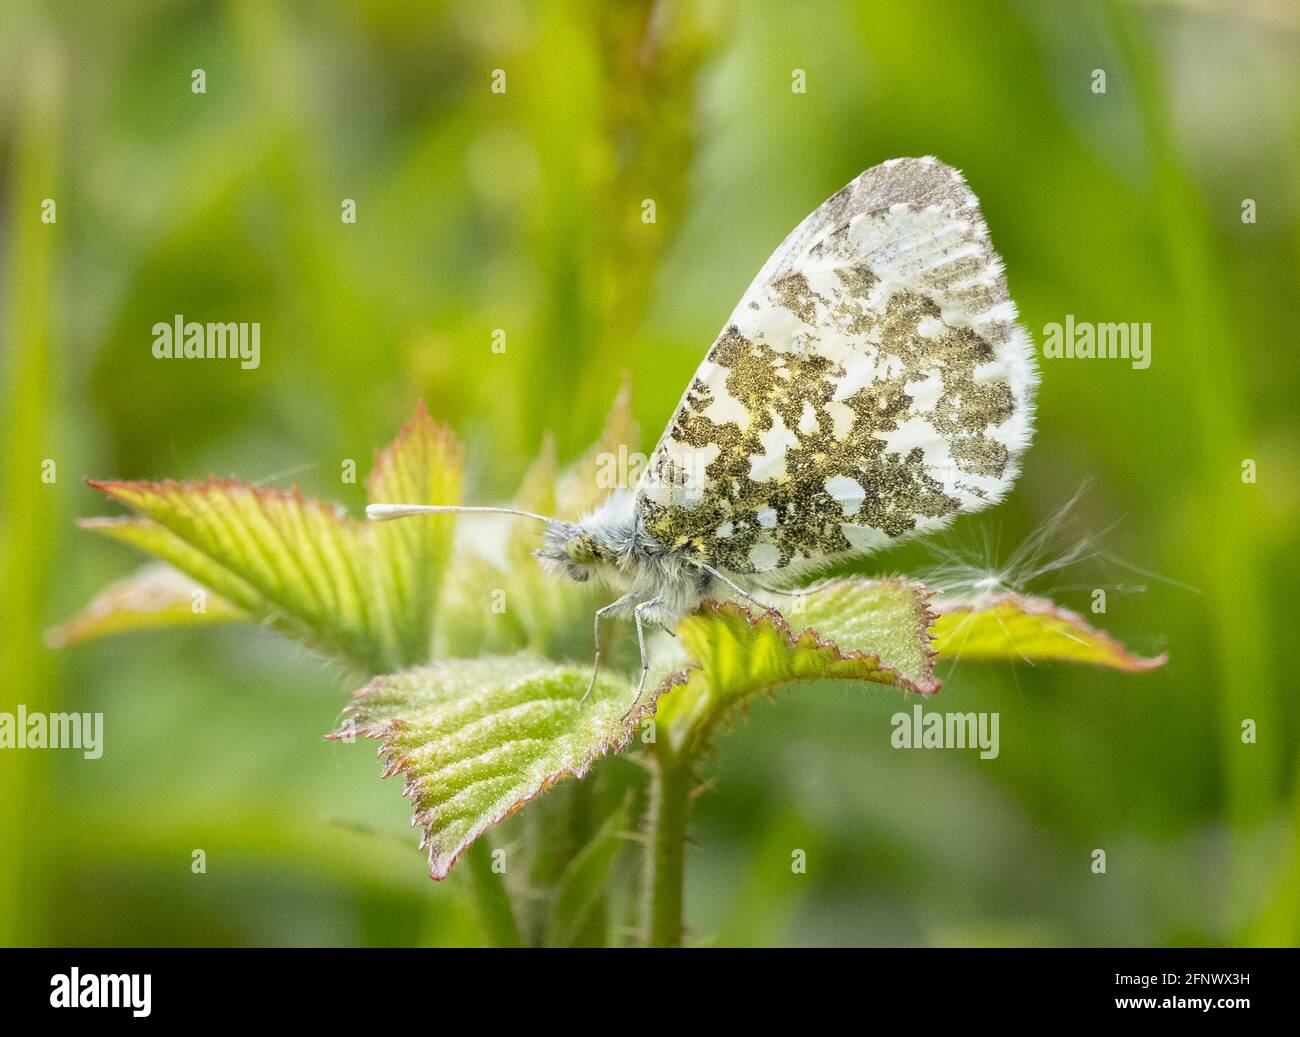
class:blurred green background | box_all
[2,0,1297,947]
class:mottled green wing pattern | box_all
[637,157,1037,578]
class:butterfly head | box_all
[535,521,604,582]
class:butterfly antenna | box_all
[366,503,558,524]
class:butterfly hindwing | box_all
[636,156,1037,578]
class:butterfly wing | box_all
[636,156,1037,578]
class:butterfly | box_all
[369,157,1038,710]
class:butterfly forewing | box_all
[637,156,1037,579]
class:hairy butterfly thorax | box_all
[369,157,1038,713]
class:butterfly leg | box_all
[690,559,783,620]
[583,592,636,704]
[623,597,664,720]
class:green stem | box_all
[642,745,692,948]
[464,838,522,948]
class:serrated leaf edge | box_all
[326,661,665,879]
[656,577,943,701]
[935,591,1167,672]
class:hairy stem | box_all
[642,744,692,947]
[464,837,522,948]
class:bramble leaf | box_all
[436,385,640,666]
[932,593,1166,671]
[80,480,388,668]
[58,393,1167,887]
[652,579,939,753]
[59,403,461,674]
[45,563,244,648]
[329,655,658,879]
[366,402,463,664]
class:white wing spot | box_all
[797,400,818,434]
[917,315,946,338]
[824,474,865,516]
[748,542,781,571]
[843,524,892,554]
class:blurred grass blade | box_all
[45,563,245,648]
[545,794,632,947]
[330,655,660,879]
[0,38,63,947]
[462,838,523,948]
[933,593,1166,671]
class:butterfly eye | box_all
[564,536,597,564]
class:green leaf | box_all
[932,593,1167,671]
[436,385,640,667]
[61,403,462,674]
[544,794,632,947]
[82,477,392,671]
[366,401,463,665]
[329,654,660,879]
[653,578,939,752]
[76,517,272,619]
[435,435,608,663]
[45,563,245,648]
